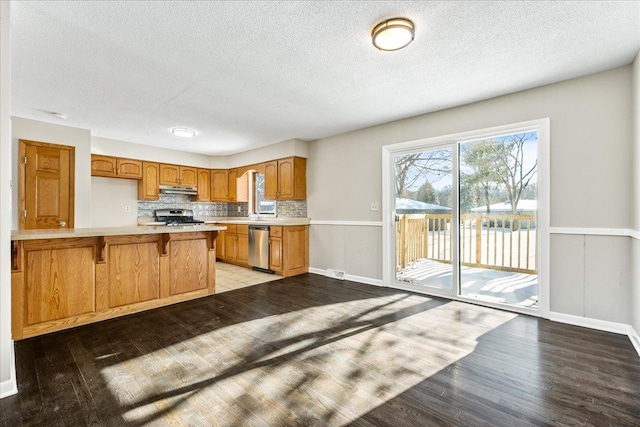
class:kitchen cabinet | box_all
[210,169,228,202]
[222,224,249,266]
[228,168,237,201]
[91,155,143,179]
[197,169,211,201]
[138,162,160,200]
[214,226,226,260]
[269,226,283,272]
[160,164,197,186]
[264,157,306,200]
[11,228,220,339]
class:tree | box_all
[415,181,437,204]
[460,140,504,214]
[460,132,537,215]
[493,132,537,214]
[395,151,451,198]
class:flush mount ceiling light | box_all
[371,17,415,51]
[171,127,196,138]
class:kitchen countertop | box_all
[137,216,311,227]
[11,224,227,241]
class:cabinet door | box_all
[215,227,226,260]
[197,169,211,201]
[138,162,160,200]
[159,164,181,185]
[225,233,237,262]
[211,169,228,202]
[277,157,306,200]
[228,168,238,201]
[282,225,309,277]
[237,234,249,265]
[264,161,278,200]
[269,237,282,272]
[116,158,143,179]
[180,167,198,187]
[91,155,117,177]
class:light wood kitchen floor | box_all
[215,262,281,293]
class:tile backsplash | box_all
[138,194,307,218]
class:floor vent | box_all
[325,269,346,280]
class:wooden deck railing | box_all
[396,213,537,274]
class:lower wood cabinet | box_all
[220,224,249,266]
[216,224,308,277]
[11,230,218,340]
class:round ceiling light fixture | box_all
[171,127,196,138]
[371,17,415,51]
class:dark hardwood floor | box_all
[2,273,639,426]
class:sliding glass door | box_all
[384,122,546,315]
[393,146,456,295]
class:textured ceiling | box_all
[10,1,640,155]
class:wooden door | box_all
[159,164,181,185]
[264,161,278,200]
[138,162,159,200]
[210,169,228,201]
[20,140,74,229]
[197,169,211,201]
[215,227,226,260]
[225,233,237,262]
[180,167,198,186]
[170,237,208,295]
[283,225,309,276]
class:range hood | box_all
[159,185,198,196]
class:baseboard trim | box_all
[629,326,640,357]
[549,312,629,334]
[309,267,383,286]
[631,229,640,240]
[550,312,640,358]
[0,342,17,399]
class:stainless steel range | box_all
[154,209,204,226]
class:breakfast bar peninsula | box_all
[10,224,226,340]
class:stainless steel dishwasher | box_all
[248,225,273,272]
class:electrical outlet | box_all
[237,206,241,213]
[370,202,379,211]
[125,205,131,212]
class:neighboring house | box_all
[395,198,450,215]
[470,200,537,215]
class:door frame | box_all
[382,118,550,318]
[18,139,75,230]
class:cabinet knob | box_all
[59,221,67,228]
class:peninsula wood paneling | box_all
[107,238,160,308]
[24,243,95,325]
[169,234,208,295]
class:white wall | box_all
[308,66,634,324]
[631,51,640,336]
[91,136,219,168]
[0,0,15,398]
[90,177,138,227]
[11,117,92,229]
[228,138,308,168]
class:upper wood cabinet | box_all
[197,169,211,202]
[159,164,197,186]
[228,168,238,202]
[210,169,228,202]
[264,157,306,200]
[91,155,142,179]
[138,162,160,200]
